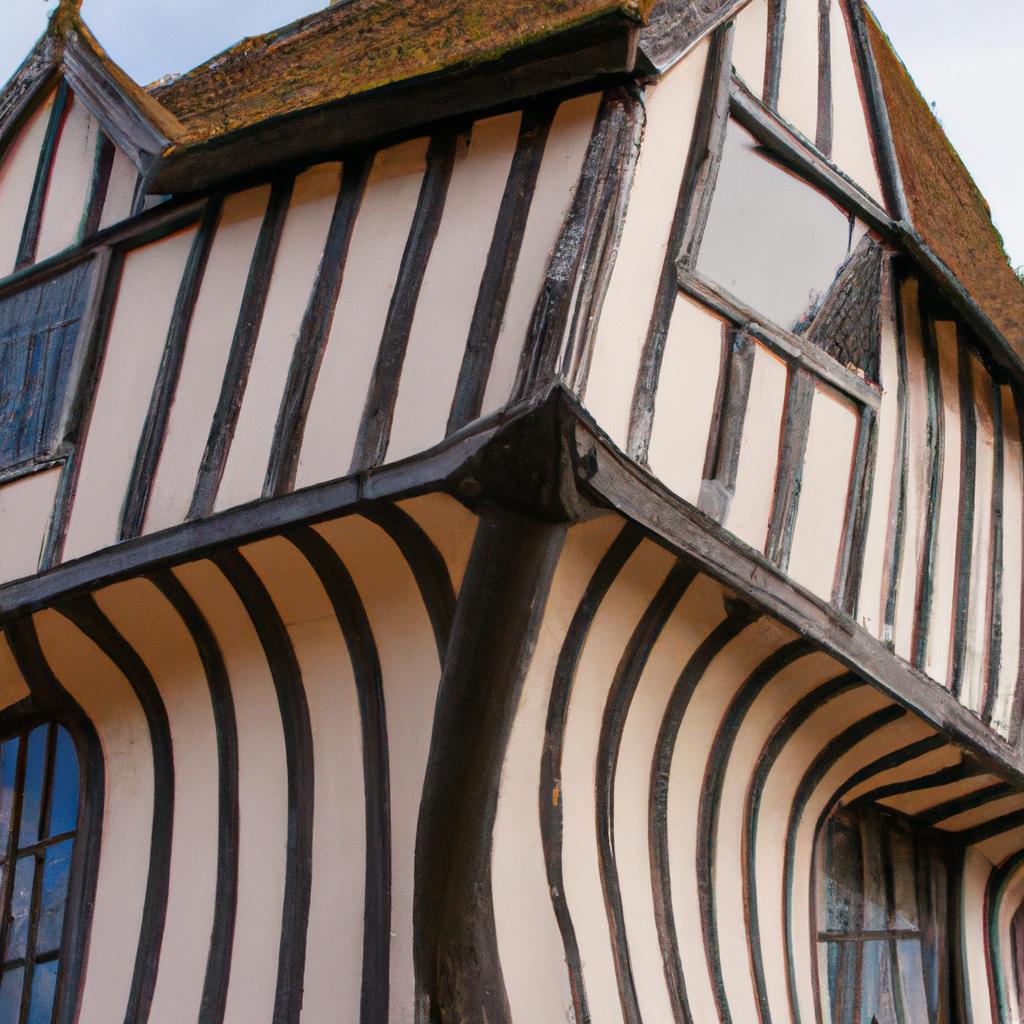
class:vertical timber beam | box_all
[413,506,566,1023]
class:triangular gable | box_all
[0,8,182,177]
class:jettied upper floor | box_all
[0,0,1023,1021]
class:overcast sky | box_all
[1,1,1021,269]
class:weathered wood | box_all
[982,377,1004,725]
[834,404,877,614]
[447,102,555,436]
[413,506,566,1023]
[0,39,59,165]
[81,133,116,240]
[61,29,177,173]
[699,328,754,521]
[816,0,833,156]
[764,367,815,571]
[764,0,786,108]
[518,85,643,399]
[636,0,747,72]
[842,0,909,221]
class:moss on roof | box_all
[864,5,1024,356]
[154,0,651,146]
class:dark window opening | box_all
[817,804,953,1024]
[0,724,79,1024]
[0,263,92,475]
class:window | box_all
[695,119,882,382]
[817,804,952,1023]
[0,724,80,1024]
[0,263,93,475]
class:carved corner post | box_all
[413,505,567,1023]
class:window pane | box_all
[46,731,77,840]
[5,855,35,961]
[0,739,19,854]
[18,728,47,850]
[27,960,57,1024]
[0,967,23,1024]
[697,120,857,334]
[859,940,901,1024]
[887,821,919,931]
[35,842,72,957]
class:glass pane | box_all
[697,120,858,335]
[859,940,901,1024]
[823,941,857,1024]
[35,842,72,957]
[5,856,35,960]
[18,728,48,850]
[46,730,77,840]
[0,967,23,1024]
[27,960,57,1024]
[895,939,930,1023]
[0,738,20,854]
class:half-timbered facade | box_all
[0,0,1021,1021]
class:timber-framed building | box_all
[0,0,1021,1021]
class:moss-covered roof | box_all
[153,0,651,146]
[864,6,1024,356]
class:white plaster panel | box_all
[828,0,885,203]
[961,356,995,713]
[777,0,821,142]
[919,322,959,687]
[314,514,442,1023]
[94,579,219,1024]
[788,386,858,599]
[36,95,100,262]
[585,39,709,448]
[386,113,521,464]
[561,540,675,1024]
[732,0,769,97]
[0,466,60,583]
[647,295,724,505]
[216,163,341,511]
[727,342,788,553]
[493,517,623,1023]
[295,139,428,489]
[0,92,54,274]
[993,389,1023,734]
[98,146,138,230]
[173,559,287,1024]
[63,226,196,560]
[242,536,366,1023]
[143,186,270,534]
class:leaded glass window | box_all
[0,725,79,1024]
[817,804,952,1024]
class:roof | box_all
[153,0,651,146]
[864,5,1024,357]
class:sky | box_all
[1,0,1021,269]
